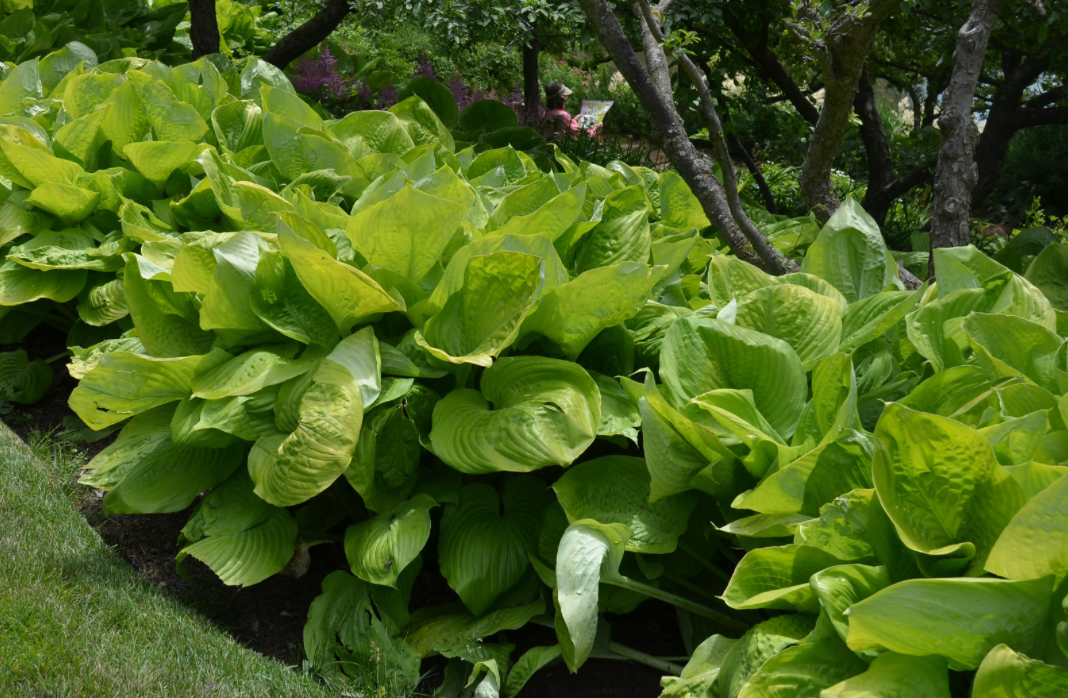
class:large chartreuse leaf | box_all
[438,478,548,615]
[303,571,421,684]
[821,652,950,698]
[555,519,631,671]
[346,185,466,284]
[249,249,339,346]
[69,348,230,429]
[987,471,1068,581]
[198,231,271,333]
[421,233,567,320]
[552,456,697,554]
[801,197,903,302]
[0,259,86,306]
[126,70,209,142]
[872,403,1026,574]
[492,183,585,241]
[415,251,545,366]
[170,389,279,447]
[660,315,807,439]
[519,262,665,359]
[276,224,404,333]
[718,615,817,698]
[248,330,379,506]
[6,229,118,271]
[345,494,436,588]
[638,374,738,501]
[1025,243,1068,311]
[845,577,1054,670]
[178,470,297,586]
[721,544,842,612]
[405,600,545,658]
[390,95,454,151]
[80,405,245,515]
[429,356,600,474]
[838,288,923,353]
[190,346,317,400]
[732,430,873,516]
[330,110,415,158]
[963,313,1067,395]
[123,140,200,188]
[0,349,51,405]
[971,644,1068,698]
[343,404,422,513]
[734,283,843,369]
[734,634,867,698]
[574,190,651,272]
[658,170,709,230]
[123,254,215,358]
[0,59,43,116]
[809,563,890,646]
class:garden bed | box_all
[3,325,674,698]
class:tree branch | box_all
[637,0,789,272]
[576,0,773,270]
[263,0,352,70]
[929,0,1012,277]
[189,0,221,60]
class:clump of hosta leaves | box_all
[5,42,1068,698]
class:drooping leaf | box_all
[429,357,600,474]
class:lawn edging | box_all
[0,422,333,698]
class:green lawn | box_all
[0,422,334,698]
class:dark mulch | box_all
[4,326,677,697]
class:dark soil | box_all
[4,326,677,697]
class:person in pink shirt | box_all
[542,82,602,138]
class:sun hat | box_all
[545,82,573,100]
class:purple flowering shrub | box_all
[292,48,534,122]
[291,45,361,112]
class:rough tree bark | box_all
[719,95,779,214]
[929,0,1011,277]
[263,0,352,70]
[576,0,781,272]
[188,0,221,60]
[636,0,788,273]
[854,67,934,226]
[522,26,540,124]
[793,0,904,225]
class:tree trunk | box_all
[719,95,778,214]
[636,0,788,273]
[263,0,352,70]
[724,16,820,126]
[929,0,1009,277]
[188,0,221,60]
[522,28,540,125]
[905,84,923,135]
[854,67,934,227]
[798,0,903,225]
[854,67,896,204]
[970,50,1064,213]
[576,0,773,271]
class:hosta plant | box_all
[4,43,1068,698]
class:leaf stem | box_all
[677,540,731,583]
[44,351,71,364]
[607,642,684,676]
[661,571,723,604]
[455,364,471,390]
[606,576,748,633]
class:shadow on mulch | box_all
[4,326,677,697]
